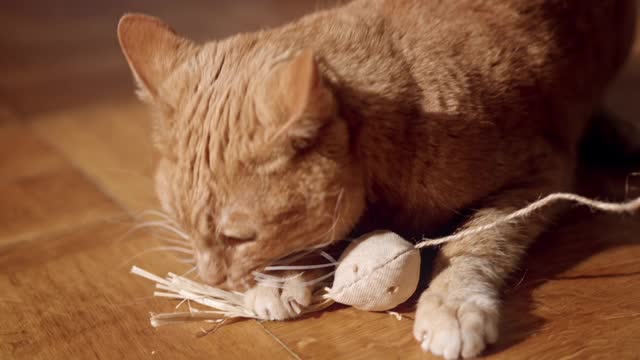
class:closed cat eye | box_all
[217,209,258,243]
[220,227,258,243]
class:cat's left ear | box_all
[118,13,198,102]
[265,49,336,147]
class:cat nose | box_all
[219,210,258,243]
[196,251,226,285]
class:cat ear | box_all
[117,13,197,101]
[268,49,336,145]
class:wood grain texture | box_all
[0,221,296,360]
[30,101,159,213]
[0,126,122,245]
[0,124,66,181]
[0,1,638,359]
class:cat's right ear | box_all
[118,14,197,102]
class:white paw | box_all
[244,275,312,321]
[413,290,499,359]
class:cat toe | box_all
[245,285,287,320]
[245,283,303,320]
[281,276,312,310]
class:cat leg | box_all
[414,174,568,359]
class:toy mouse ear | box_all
[117,13,198,101]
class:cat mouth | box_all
[197,258,261,291]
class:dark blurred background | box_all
[0,0,330,117]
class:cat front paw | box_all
[413,289,499,359]
[244,275,312,321]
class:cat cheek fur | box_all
[217,159,366,291]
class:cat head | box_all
[118,14,366,290]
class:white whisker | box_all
[252,271,303,283]
[264,263,336,271]
[319,250,338,264]
[254,270,335,289]
[132,221,190,240]
[181,266,198,277]
[157,236,191,247]
[139,210,180,226]
[330,188,345,242]
[302,271,335,286]
[252,271,287,283]
[303,188,346,251]
[147,246,194,255]
[176,257,196,264]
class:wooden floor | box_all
[1,1,639,359]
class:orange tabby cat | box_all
[118,1,635,358]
